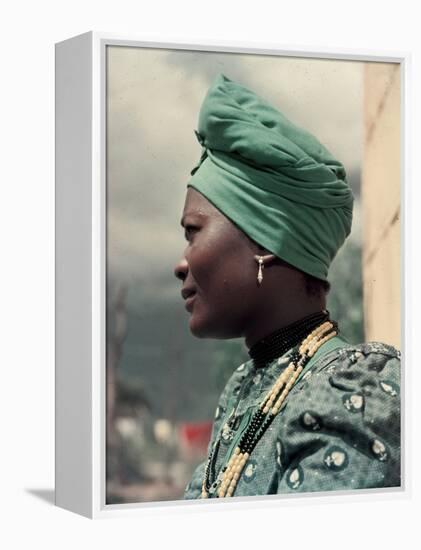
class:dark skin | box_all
[174,188,326,349]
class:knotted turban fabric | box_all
[187,74,354,281]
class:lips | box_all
[181,287,197,312]
[185,294,196,312]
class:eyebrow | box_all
[180,211,207,227]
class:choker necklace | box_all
[201,318,338,498]
[248,310,332,368]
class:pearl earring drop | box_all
[256,256,264,285]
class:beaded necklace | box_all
[201,318,338,498]
[249,310,330,368]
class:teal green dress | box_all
[184,338,401,498]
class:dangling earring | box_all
[256,256,264,285]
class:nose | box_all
[174,255,189,282]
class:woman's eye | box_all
[184,225,198,240]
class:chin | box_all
[189,313,240,340]
[189,316,214,339]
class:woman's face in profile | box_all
[174,187,261,340]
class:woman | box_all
[174,74,400,499]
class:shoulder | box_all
[276,341,401,491]
[293,340,400,413]
[287,339,401,459]
[311,340,399,372]
[297,340,400,389]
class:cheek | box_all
[195,252,256,314]
[185,238,219,288]
[186,225,258,308]
[187,247,259,338]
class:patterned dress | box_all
[184,338,401,498]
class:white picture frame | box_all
[55,31,408,519]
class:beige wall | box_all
[362,63,400,348]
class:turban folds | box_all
[187,74,354,281]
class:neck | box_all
[244,299,326,350]
[248,309,332,368]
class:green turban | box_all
[187,74,354,281]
